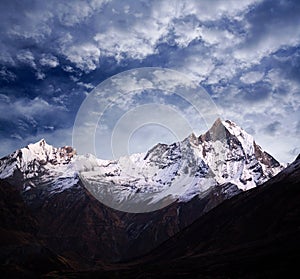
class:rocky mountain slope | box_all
[0,118,283,269]
[0,180,73,278]
[1,153,298,278]
[71,154,300,279]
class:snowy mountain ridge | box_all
[0,119,283,210]
[0,139,78,193]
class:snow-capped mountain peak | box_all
[0,139,78,193]
[20,139,75,166]
[0,139,76,177]
[196,118,282,190]
[0,119,283,212]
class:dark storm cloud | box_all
[240,81,271,102]
[0,0,112,75]
[234,0,300,62]
[246,0,300,43]
[273,48,300,84]
[0,0,299,163]
[263,121,281,136]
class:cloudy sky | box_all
[0,0,299,163]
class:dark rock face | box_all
[0,177,235,275]
[0,180,71,278]
[254,141,280,168]
[24,182,237,263]
[200,117,226,142]
[3,157,299,278]
[81,156,300,279]
[0,180,38,234]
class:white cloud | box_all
[200,27,238,48]
[35,71,46,80]
[92,1,178,62]
[77,81,94,90]
[240,71,264,84]
[175,55,215,82]
[7,9,53,42]
[173,21,239,50]
[0,0,262,74]
[0,0,299,164]
[16,50,36,69]
[0,48,16,66]
[0,67,16,82]
[0,94,10,103]
[55,0,109,27]
[206,59,239,85]
[0,94,73,158]
[0,97,66,121]
[173,21,201,48]
[39,54,59,67]
[93,17,168,62]
[62,65,75,73]
[234,33,300,65]
[176,0,262,22]
[234,4,300,65]
[63,43,101,72]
